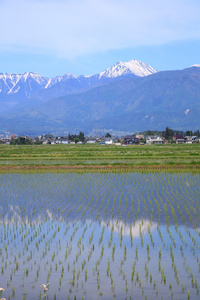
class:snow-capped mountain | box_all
[0,59,156,97]
[0,72,48,96]
[99,59,157,78]
[45,73,78,89]
[0,64,200,134]
[0,59,157,113]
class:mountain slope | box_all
[0,59,156,113]
[1,66,200,134]
[0,72,49,111]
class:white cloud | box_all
[0,0,200,58]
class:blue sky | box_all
[1,0,200,77]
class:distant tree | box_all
[68,132,84,142]
[140,138,146,144]
[68,134,72,141]
[34,139,42,145]
[45,134,54,139]
[168,128,174,139]
[74,137,79,144]
[146,130,154,136]
[10,138,15,145]
[68,134,76,141]
[105,132,111,137]
[10,136,32,145]
[194,129,200,137]
[164,127,169,140]
[163,127,174,140]
[185,130,193,136]
[79,131,85,142]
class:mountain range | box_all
[0,59,199,135]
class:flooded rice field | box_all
[0,172,199,300]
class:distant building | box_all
[173,134,185,144]
[123,135,139,144]
[1,138,11,144]
[136,134,144,140]
[173,134,184,140]
[185,136,198,144]
[176,139,185,144]
[146,136,165,145]
[86,140,96,144]
[105,138,113,145]
[60,139,69,144]
[42,140,50,145]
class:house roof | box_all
[124,135,136,138]
[174,135,184,140]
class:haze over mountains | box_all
[0,59,199,135]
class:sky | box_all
[1,0,200,77]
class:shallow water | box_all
[0,173,199,299]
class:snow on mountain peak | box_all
[99,59,157,79]
[20,72,48,83]
[191,64,200,68]
[0,72,49,95]
[0,59,156,96]
[45,73,77,89]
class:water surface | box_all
[0,173,199,299]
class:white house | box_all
[87,140,96,144]
[146,136,165,145]
[105,139,113,145]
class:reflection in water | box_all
[101,219,157,237]
[0,172,199,299]
[0,207,158,239]
[0,205,48,225]
[0,203,157,239]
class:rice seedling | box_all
[0,171,199,299]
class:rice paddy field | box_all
[0,170,200,300]
[0,143,199,167]
[0,143,200,299]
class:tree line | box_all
[143,128,200,140]
[9,128,200,145]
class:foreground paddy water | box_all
[0,172,199,299]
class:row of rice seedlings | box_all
[1,222,199,299]
[0,172,199,299]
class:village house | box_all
[136,134,144,140]
[105,138,113,145]
[185,136,198,143]
[146,136,165,145]
[0,137,12,144]
[173,134,185,144]
[123,135,139,144]
[86,140,96,144]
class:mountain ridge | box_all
[0,59,157,116]
[1,66,200,134]
[0,59,156,97]
[0,62,200,134]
